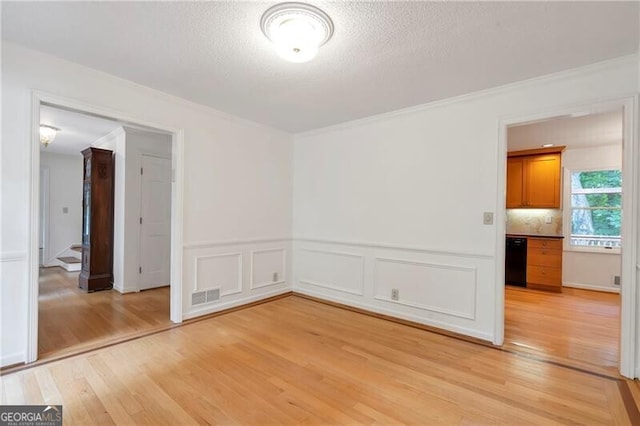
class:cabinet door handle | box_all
[541,270,546,275]
[541,250,547,255]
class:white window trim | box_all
[563,167,622,254]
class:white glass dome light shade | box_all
[275,42,319,63]
[261,3,334,63]
[39,125,59,147]
[272,17,321,63]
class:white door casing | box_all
[138,154,172,290]
[28,91,185,363]
[39,166,50,266]
[495,96,638,378]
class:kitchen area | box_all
[505,146,565,292]
[502,108,623,374]
[505,108,623,293]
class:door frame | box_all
[39,165,50,266]
[494,95,638,378]
[27,90,185,363]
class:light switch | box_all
[62,207,69,214]
[483,212,494,225]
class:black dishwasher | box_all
[505,237,527,287]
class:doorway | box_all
[496,98,637,378]
[30,95,184,363]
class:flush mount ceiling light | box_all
[39,125,59,148]
[261,2,334,63]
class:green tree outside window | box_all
[571,170,621,247]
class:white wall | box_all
[562,145,622,291]
[1,40,638,369]
[292,55,638,342]
[39,151,83,266]
[1,42,293,366]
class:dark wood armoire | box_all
[79,147,115,292]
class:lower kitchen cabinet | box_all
[526,237,563,292]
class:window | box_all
[570,169,621,248]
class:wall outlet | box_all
[272,272,279,282]
[545,216,552,224]
[391,288,399,301]
[614,275,621,286]
[483,212,494,225]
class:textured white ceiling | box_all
[40,105,122,156]
[507,109,623,152]
[40,105,169,156]
[3,1,638,133]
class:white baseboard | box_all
[293,286,493,343]
[182,287,291,320]
[112,283,138,294]
[1,351,25,368]
[563,282,620,293]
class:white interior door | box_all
[139,155,171,290]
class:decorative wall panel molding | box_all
[373,257,477,320]
[294,237,493,259]
[0,251,28,262]
[298,248,365,295]
[251,248,287,289]
[194,252,242,296]
[184,237,290,250]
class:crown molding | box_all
[295,54,639,139]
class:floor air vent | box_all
[191,288,221,306]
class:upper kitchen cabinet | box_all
[506,146,565,208]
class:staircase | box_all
[57,245,82,272]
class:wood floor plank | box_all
[38,267,171,361]
[3,295,636,424]
[505,286,620,376]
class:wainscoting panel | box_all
[1,253,28,367]
[293,239,496,342]
[182,239,291,320]
[373,257,476,320]
[298,248,365,295]
[194,252,242,296]
[251,248,287,289]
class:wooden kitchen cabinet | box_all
[526,237,562,292]
[506,147,564,209]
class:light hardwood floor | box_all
[38,267,171,360]
[505,285,620,376]
[3,295,638,424]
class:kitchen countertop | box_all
[506,233,564,239]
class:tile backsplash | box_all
[506,209,563,236]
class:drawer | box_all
[527,249,562,268]
[528,238,562,250]
[527,266,562,286]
